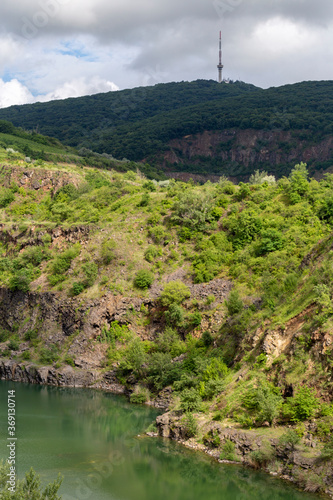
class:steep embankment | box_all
[0,154,332,496]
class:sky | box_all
[0,0,332,108]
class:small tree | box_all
[225,290,243,315]
[134,270,154,289]
[160,281,191,307]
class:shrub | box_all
[160,281,191,306]
[50,245,80,276]
[100,239,116,264]
[180,388,202,412]
[257,229,283,255]
[24,330,38,341]
[171,190,215,230]
[122,338,147,373]
[144,246,160,263]
[164,304,184,327]
[82,261,98,287]
[39,346,59,365]
[220,439,237,460]
[225,290,243,315]
[138,192,150,206]
[203,429,221,448]
[9,269,33,292]
[72,282,85,295]
[320,436,333,461]
[201,331,213,347]
[134,269,154,289]
[250,443,275,468]
[283,386,320,422]
[200,378,225,400]
[182,413,198,438]
[187,311,202,327]
[0,188,15,208]
[64,356,75,367]
[146,352,181,390]
[8,339,19,351]
[278,430,301,450]
[148,225,169,244]
[226,209,262,249]
[242,382,283,426]
[130,385,150,404]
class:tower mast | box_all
[217,31,223,83]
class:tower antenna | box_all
[217,31,224,83]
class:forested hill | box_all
[0,79,332,180]
[0,80,257,145]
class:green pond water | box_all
[0,380,320,500]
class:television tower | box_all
[217,31,224,83]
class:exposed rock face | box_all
[0,359,126,394]
[0,164,82,192]
[162,129,333,180]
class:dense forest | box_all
[0,80,332,180]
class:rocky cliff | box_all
[162,129,333,180]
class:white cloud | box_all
[37,76,119,101]
[0,79,34,108]
[0,0,333,106]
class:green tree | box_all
[171,190,215,230]
[0,462,62,499]
[160,281,191,307]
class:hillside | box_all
[0,80,332,180]
[0,147,332,494]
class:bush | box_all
[278,430,300,450]
[180,388,202,412]
[257,229,283,255]
[146,352,181,390]
[225,290,243,315]
[160,281,191,306]
[203,429,221,448]
[7,339,19,351]
[171,190,215,230]
[250,443,275,468]
[283,386,320,422]
[130,385,150,404]
[220,439,237,460]
[100,239,116,264]
[134,269,154,289]
[144,246,160,263]
[39,346,60,365]
[187,311,202,327]
[201,331,213,346]
[164,304,184,327]
[320,436,333,461]
[72,282,85,295]
[0,188,15,208]
[9,269,33,292]
[50,245,80,276]
[82,261,98,287]
[182,413,198,438]
[138,192,150,207]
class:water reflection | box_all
[0,380,319,500]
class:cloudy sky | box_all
[0,0,332,108]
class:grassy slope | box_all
[0,149,332,491]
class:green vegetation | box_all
[0,147,332,488]
[1,80,333,179]
[0,461,62,499]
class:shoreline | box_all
[1,360,332,499]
